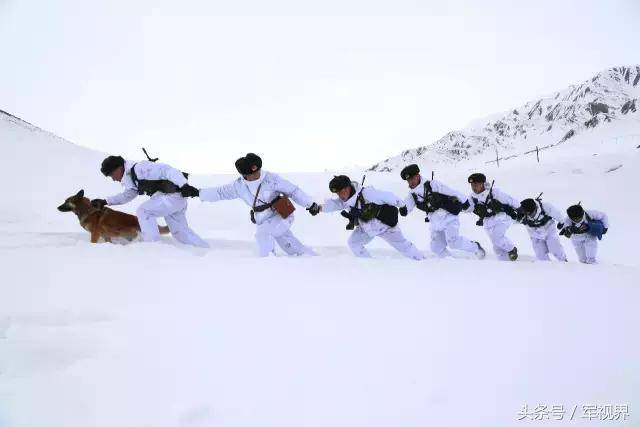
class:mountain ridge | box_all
[369,65,640,172]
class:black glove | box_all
[513,207,525,222]
[341,210,356,230]
[461,200,470,211]
[399,206,408,217]
[487,199,502,212]
[473,203,487,218]
[91,199,107,209]
[557,222,564,230]
[180,184,200,198]
[427,193,443,210]
[307,202,321,216]
[559,227,572,238]
[602,227,608,235]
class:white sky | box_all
[1,0,639,173]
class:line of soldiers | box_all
[92,152,609,264]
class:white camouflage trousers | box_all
[136,194,209,248]
[570,233,599,264]
[527,222,567,261]
[348,226,425,260]
[255,214,313,257]
[430,215,478,257]
[483,219,516,261]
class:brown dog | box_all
[57,189,170,243]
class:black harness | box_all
[412,181,437,214]
[471,181,519,226]
[130,163,189,196]
[472,196,501,218]
[568,213,592,234]
[347,186,399,228]
[522,201,552,228]
[411,180,464,220]
[126,147,190,196]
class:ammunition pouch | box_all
[136,179,180,196]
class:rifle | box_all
[421,171,435,222]
[340,175,367,230]
[475,180,494,226]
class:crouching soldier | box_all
[314,175,424,260]
[517,196,567,262]
[466,173,519,261]
[182,153,318,257]
[399,164,485,259]
[91,153,209,247]
[558,204,609,264]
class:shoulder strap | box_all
[424,180,432,197]
[142,148,158,162]
[357,188,366,210]
[251,182,264,209]
[130,163,139,189]
[538,200,547,217]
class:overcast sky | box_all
[1,0,639,173]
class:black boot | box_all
[508,247,518,261]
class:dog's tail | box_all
[158,225,171,235]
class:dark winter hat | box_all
[234,153,262,175]
[234,157,250,175]
[100,155,125,176]
[329,175,352,193]
[567,204,584,222]
[520,199,537,215]
[468,173,486,184]
[400,164,420,180]
[245,153,262,170]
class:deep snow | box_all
[0,111,639,427]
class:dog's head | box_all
[57,189,88,212]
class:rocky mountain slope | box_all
[369,65,640,171]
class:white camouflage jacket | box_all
[560,209,609,239]
[199,170,313,225]
[404,177,468,224]
[321,182,405,236]
[466,182,520,228]
[521,200,564,238]
[106,160,188,205]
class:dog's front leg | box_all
[90,230,101,243]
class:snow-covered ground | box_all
[1,111,639,426]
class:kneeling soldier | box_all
[400,164,485,259]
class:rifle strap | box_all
[142,148,159,162]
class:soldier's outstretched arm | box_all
[493,188,520,209]
[588,209,609,228]
[199,181,239,202]
[320,198,345,213]
[403,193,416,213]
[106,188,138,206]
[274,174,313,208]
[544,202,565,223]
[157,163,188,187]
[431,180,468,203]
[363,187,404,207]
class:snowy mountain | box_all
[369,66,640,172]
[1,105,639,427]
